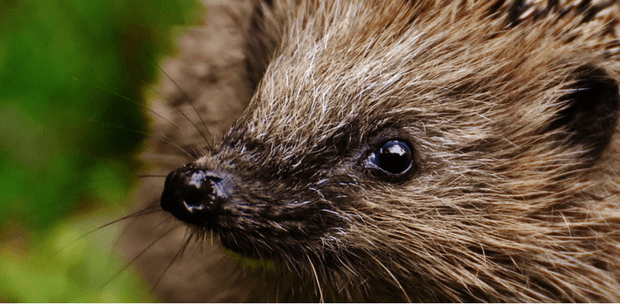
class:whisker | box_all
[148,58,213,150]
[7,173,155,245]
[53,206,162,257]
[101,221,180,289]
[308,256,324,303]
[150,232,192,293]
[72,76,206,155]
[173,104,209,153]
[137,174,167,178]
[96,120,196,159]
[140,152,191,167]
[143,81,212,153]
[370,255,411,302]
[178,228,195,259]
[105,202,165,267]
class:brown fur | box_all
[153,0,620,302]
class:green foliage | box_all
[1,211,156,302]
[0,0,201,301]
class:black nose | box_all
[160,166,228,227]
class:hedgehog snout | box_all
[160,166,229,228]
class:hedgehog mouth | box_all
[212,211,325,260]
[160,165,342,262]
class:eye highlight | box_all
[366,140,414,178]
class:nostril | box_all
[184,192,206,212]
[160,167,228,226]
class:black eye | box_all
[366,140,414,176]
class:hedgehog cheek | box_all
[547,64,620,161]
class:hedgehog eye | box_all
[366,140,414,177]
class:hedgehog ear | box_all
[548,64,620,160]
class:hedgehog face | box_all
[160,0,620,301]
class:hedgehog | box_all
[145,0,620,301]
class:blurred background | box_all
[0,0,201,301]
